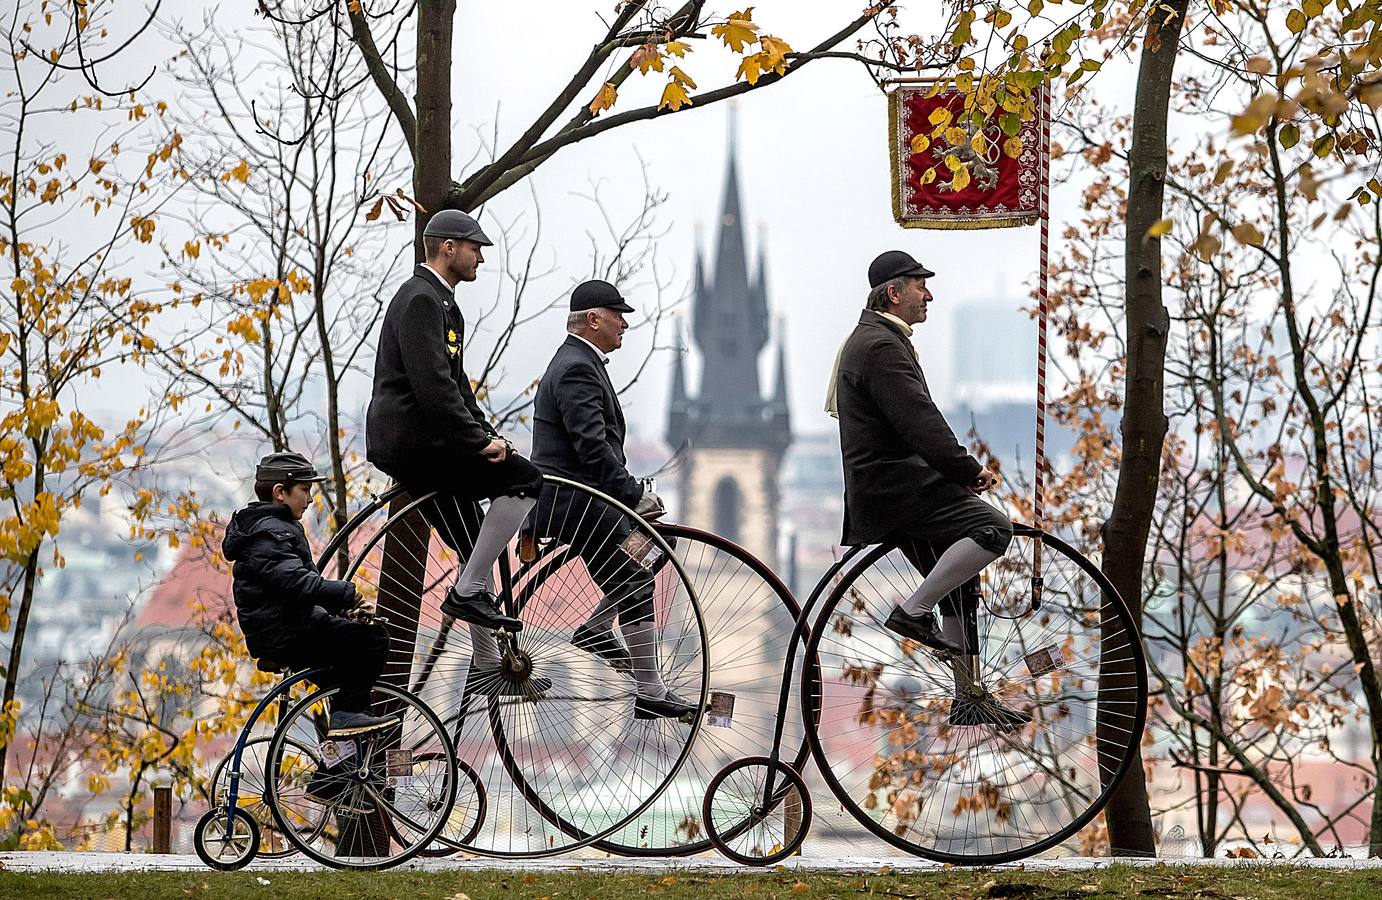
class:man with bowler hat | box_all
[826,250,1028,728]
[528,280,693,721]
[367,209,545,690]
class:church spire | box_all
[772,317,789,407]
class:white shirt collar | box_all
[422,264,455,296]
[879,311,914,338]
[570,332,609,365]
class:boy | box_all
[223,451,395,739]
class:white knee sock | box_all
[582,593,622,633]
[901,538,1001,616]
[621,619,666,699]
[454,495,536,596]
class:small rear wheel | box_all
[702,756,811,866]
[194,807,260,871]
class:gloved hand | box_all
[347,599,378,620]
[634,490,666,520]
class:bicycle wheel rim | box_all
[590,524,809,856]
[804,525,1147,864]
[264,682,458,870]
[347,478,708,858]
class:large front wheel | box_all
[803,525,1147,864]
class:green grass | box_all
[1,865,1381,900]
[2,868,1382,900]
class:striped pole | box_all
[1032,84,1051,610]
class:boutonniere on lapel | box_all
[447,328,459,358]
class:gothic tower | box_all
[667,112,791,567]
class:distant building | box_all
[666,112,791,568]
[948,299,1074,469]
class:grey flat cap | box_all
[423,209,493,246]
[255,451,327,484]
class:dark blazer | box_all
[835,310,984,545]
[222,502,355,657]
[366,265,497,479]
[530,335,642,508]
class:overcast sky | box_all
[20,2,1144,455]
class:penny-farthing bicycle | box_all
[700,523,1148,865]
[192,640,461,871]
[316,475,709,858]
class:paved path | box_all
[2,851,1380,874]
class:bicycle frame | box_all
[217,667,327,845]
[757,546,864,809]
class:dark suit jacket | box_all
[530,335,642,508]
[366,265,497,479]
[836,310,984,545]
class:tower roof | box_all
[670,105,790,454]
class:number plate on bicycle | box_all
[706,691,735,728]
[620,530,664,570]
[385,749,413,789]
[319,739,357,766]
[1024,645,1065,678]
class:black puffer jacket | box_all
[222,502,355,657]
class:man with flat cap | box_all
[367,209,545,690]
[827,250,1027,728]
[528,279,693,721]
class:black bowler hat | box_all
[422,209,493,247]
[570,279,635,314]
[868,250,936,288]
[255,451,328,484]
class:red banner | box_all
[889,84,1048,230]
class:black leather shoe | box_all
[572,623,632,672]
[949,697,1033,732]
[327,710,401,738]
[466,662,552,699]
[441,588,523,632]
[884,606,963,655]
[634,690,696,721]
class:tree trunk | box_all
[1098,0,1188,858]
[413,0,456,249]
[0,548,40,782]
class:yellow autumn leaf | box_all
[665,40,692,58]
[1145,218,1173,238]
[1231,222,1265,247]
[630,44,665,75]
[971,131,987,156]
[909,134,931,154]
[659,80,693,112]
[758,34,792,67]
[712,8,759,53]
[951,165,972,192]
[588,82,618,116]
[737,53,765,84]
[943,126,968,147]
[921,167,938,186]
[928,107,953,127]
[668,66,697,90]
[1192,231,1222,262]
[221,160,251,184]
[1003,136,1025,158]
